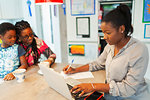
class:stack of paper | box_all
[60,71,94,79]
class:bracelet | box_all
[91,83,95,89]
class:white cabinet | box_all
[0,0,23,19]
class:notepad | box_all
[60,71,94,79]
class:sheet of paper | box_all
[60,71,94,79]
[77,18,89,35]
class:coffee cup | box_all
[13,69,26,83]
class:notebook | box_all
[39,63,83,100]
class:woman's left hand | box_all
[3,73,15,81]
[43,59,51,65]
[43,58,54,65]
[71,83,95,97]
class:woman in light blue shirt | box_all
[63,4,150,100]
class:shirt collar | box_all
[110,37,136,57]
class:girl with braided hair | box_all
[15,20,56,67]
[63,4,150,100]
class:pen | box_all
[66,59,74,71]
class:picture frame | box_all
[69,44,85,56]
[76,17,90,38]
[142,0,150,23]
[144,24,150,39]
[70,0,95,16]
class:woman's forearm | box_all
[18,65,27,69]
[19,55,28,69]
[92,83,110,93]
[75,64,90,72]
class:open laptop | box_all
[39,63,83,100]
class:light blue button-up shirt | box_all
[89,37,150,100]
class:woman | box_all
[15,20,56,67]
[63,4,149,100]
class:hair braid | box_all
[15,20,40,64]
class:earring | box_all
[121,31,124,33]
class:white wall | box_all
[41,5,54,50]
[51,5,62,63]
[41,4,65,63]
[40,4,66,63]
[22,0,43,39]
[132,0,150,79]
[66,0,99,64]
[58,5,68,63]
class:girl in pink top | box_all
[15,20,56,67]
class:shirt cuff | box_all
[109,82,114,96]
[109,80,120,96]
[89,63,93,71]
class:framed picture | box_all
[143,0,150,23]
[70,0,95,16]
[144,24,150,39]
[76,17,90,38]
[69,44,85,56]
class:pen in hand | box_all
[66,59,74,71]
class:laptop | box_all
[39,63,83,100]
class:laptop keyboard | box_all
[67,83,73,90]
[67,84,82,98]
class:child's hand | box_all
[3,73,15,81]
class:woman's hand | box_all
[43,59,52,65]
[3,73,15,81]
[63,65,77,74]
[44,58,54,65]
[71,83,95,97]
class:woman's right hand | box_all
[63,65,77,74]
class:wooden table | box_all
[0,63,106,100]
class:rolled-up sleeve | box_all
[109,44,149,97]
[89,44,110,71]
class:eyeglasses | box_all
[21,33,34,40]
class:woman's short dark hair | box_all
[0,22,15,36]
[101,4,133,37]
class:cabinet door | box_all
[0,0,2,18]
[0,0,23,19]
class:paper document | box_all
[60,71,94,79]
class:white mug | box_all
[13,69,26,83]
